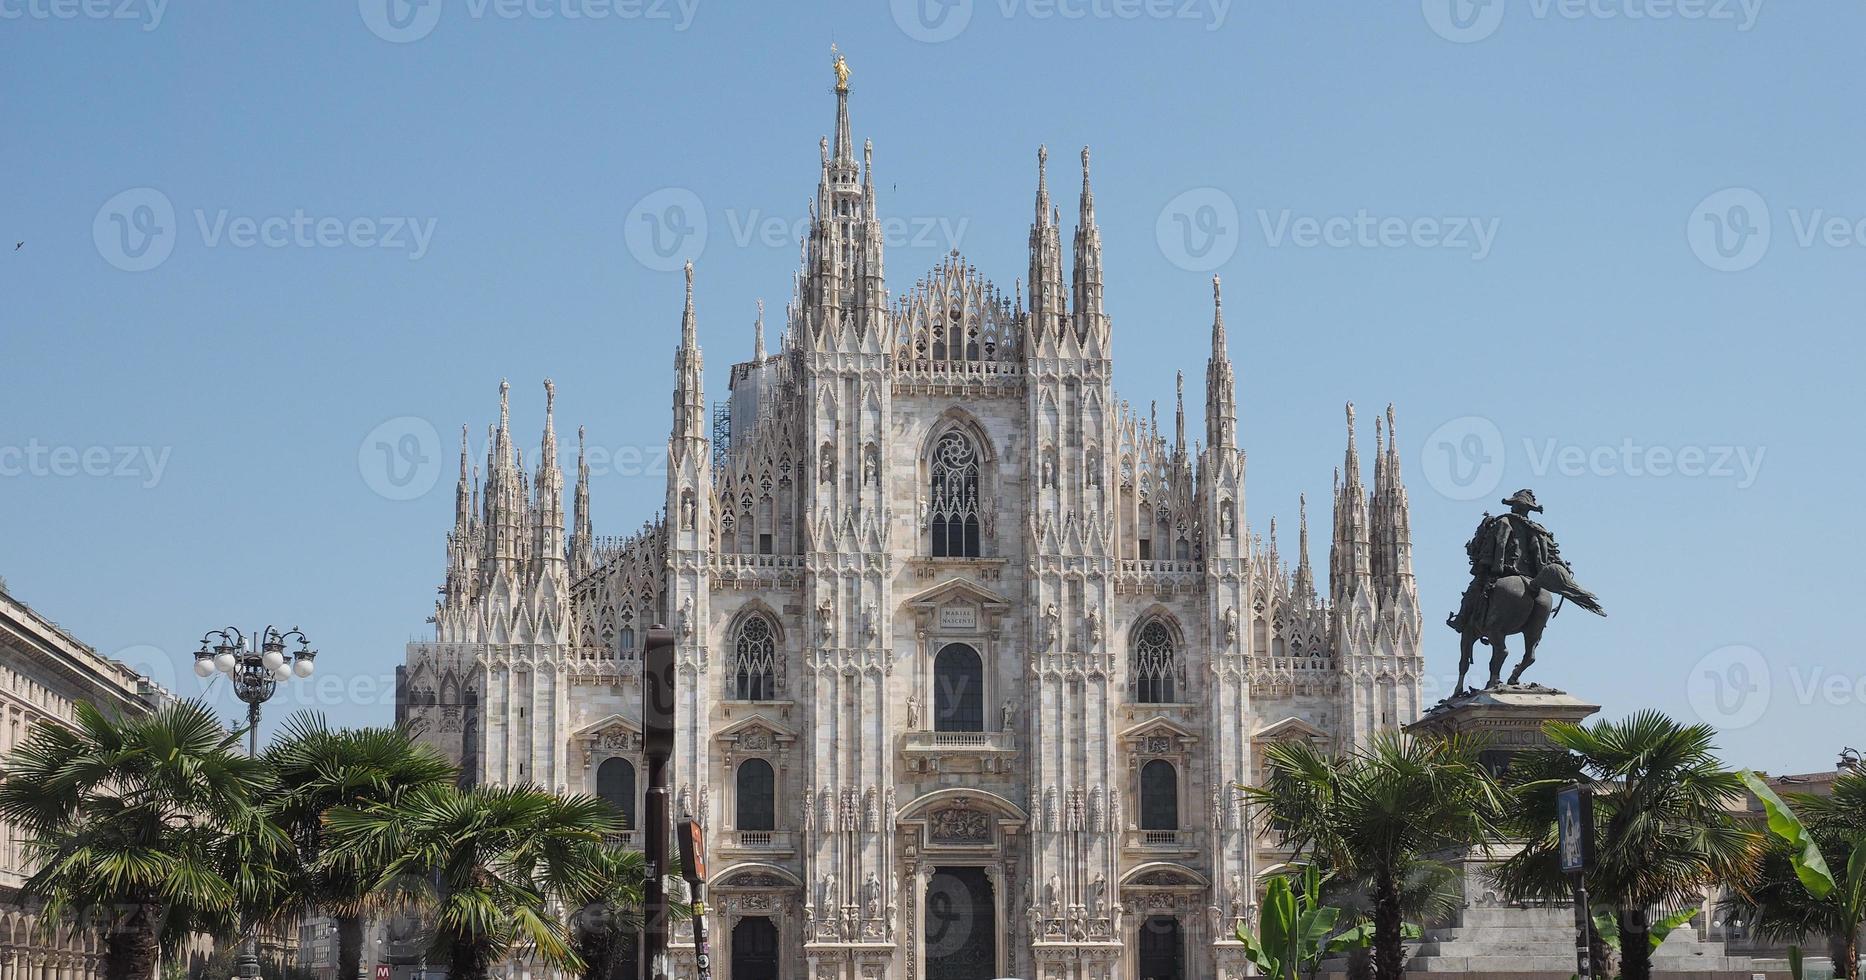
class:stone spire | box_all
[1329,402,1372,606]
[570,423,593,577]
[831,45,854,171]
[1071,146,1105,340]
[1174,371,1187,458]
[531,379,565,581]
[1028,145,1067,339]
[1205,275,1237,451]
[1294,492,1316,601]
[754,298,767,362]
[454,423,473,530]
[1375,403,1416,603]
[482,380,526,579]
[671,262,707,463]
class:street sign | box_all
[374,965,390,980]
[677,818,707,885]
[1557,784,1595,873]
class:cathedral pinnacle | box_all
[754,298,766,361]
[681,260,697,347]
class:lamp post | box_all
[194,625,318,980]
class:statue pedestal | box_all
[1400,686,1600,975]
[1407,684,1600,774]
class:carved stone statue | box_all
[819,873,837,910]
[678,597,694,637]
[1086,609,1103,645]
[905,694,921,729]
[862,872,882,917]
[1087,872,1107,916]
[1000,698,1015,732]
[1042,603,1060,648]
[1222,606,1238,646]
[1446,489,1606,693]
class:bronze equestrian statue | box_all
[1449,489,1605,694]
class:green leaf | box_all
[1324,921,1375,954]
[1261,876,1298,968]
[1787,943,1803,980]
[1741,770,1835,900]
[1646,907,1700,951]
[1592,908,1621,951]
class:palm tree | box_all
[264,713,457,980]
[0,700,284,980]
[323,783,618,980]
[1725,769,1865,977]
[1491,711,1761,980]
[567,846,650,980]
[1242,732,1508,980]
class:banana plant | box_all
[1591,906,1703,953]
[1236,865,1343,980]
[1740,771,1863,979]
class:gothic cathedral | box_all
[399,66,1425,980]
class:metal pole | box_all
[643,754,669,980]
[1573,875,1592,979]
[238,699,263,980]
[689,883,711,980]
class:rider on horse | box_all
[1448,489,1570,636]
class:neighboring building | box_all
[397,68,1427,980]
[0,584,169,980]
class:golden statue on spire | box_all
[831,44,850,93]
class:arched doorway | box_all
[1138,915,1184,980]
[729,916,778,979]
[924,867,995,980]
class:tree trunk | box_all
[104,918,162,980]
[1372,868,1405,980]
[1346,946,1373,980]
[448,939,491,980]
[1618,908,1652,980]
[1839,926,1860,980]
[336,915,366,980]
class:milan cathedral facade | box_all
[398,70,1425,980]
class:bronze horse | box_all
[1454,563,1606,695]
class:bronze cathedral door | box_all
[924,867,996,980]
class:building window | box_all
[933,643,984,732]
[929,430,982,558]
[1133,620,1179,704]
[729,614,777,701]
[596,757,637,830]
[1140,759,1179,830]
[736,758,775,831]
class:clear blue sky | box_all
[4,1,1861,772]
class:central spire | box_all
[831,44,854,169]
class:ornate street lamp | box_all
[193,625,317,980]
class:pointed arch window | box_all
[1133,620,1180,704]
[929,429,982,558]
[729,614,778,701]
